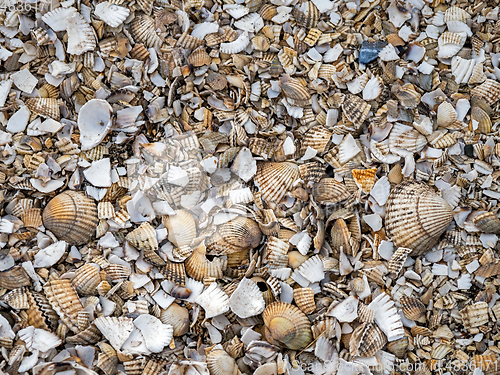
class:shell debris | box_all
[1,0,500,373]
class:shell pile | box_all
[4,0,500,373]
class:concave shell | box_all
[97,342,118,375]
[312,178,350,205]
[267,236,289,269]
[352,168,377,193]
[368,292,405,342]
[77,99,113,151]
[71,264,100,296]
[400,296,426,323]
[470,106,491,134]
[384,181,453,256]
[388,247,412,275]
[207,349,239,375]
[25,98,61,120]
[460,302,489,329]
[94,2,130,28]
[349,322,387,357]
[160,303,190,336]
[26,290,59,331]
[44,279,84,333]
[279,75,311,106]
[471,79,500,105]
[194,283,230,318]
[293,288,315,314]
[263,302,312,350]
[160,262,186,285]
[207,217,262,254]
[228,278,266,318]
[4,287,29,309]
[473,212,500,234]
[0,266,31,289]
[254,162,300,203]
[94,316,134,350]
[391,83,421,108]
[185,243,225,280]
[301,126,332,154]
[129,14,162,48]
[444,6,470,22]
[438,31,466,59]
[42,191,98,245]
[389,124,427,153]
[163,210,197,248]
[126,222,158,251]
[342,94,370,129]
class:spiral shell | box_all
[263,302,313,350]
[42,191,98,245]
[385,181,453,256]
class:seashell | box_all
[251,35,270,51]
[266,236,289,269]
[20,208,43,228]
[94,316,134,350]
[471,355,500,374]
[130,15,162,48]
[451,56,475,84]
[469,63,486,85]
[195,283,230,318]
[126,222,158,253]
[471,79,500,105]
[258,4,277,20]
[438,31,466,58]
[363,76,384,101]
[473,212,500,234]
[389,123,427,153]
[263,302,313,350]
[293,1,319,29]
[436,101,463,129]
[185,243,224,280]
[470,106,491,134]
[44,279,84,333]
[352,168,377,193]
[71,264,101,296]
[342,94,370,129]
[459,302,489,329]
[161,262,186,286]
[294,255,324,283]
[254,162,300,203]
[95,2,130,28]
[228,278,266,318]
[347,73,370,94]
[220,32,250,54]
[301,126,332,154]
[4,287,29,310]
[188,47,211,67]
[391,83,421,109]
[400,296,426,323]
[42,191,98,245]
[134,314,173,353]
[349,322,387,357]
[207,217,262,254]
[26,290,59,331]
[163,210,197,248]
[207,349,239,375]
[38,83,59,99]
[444,6,471,23]
[330,219,352,255]
[312,178,350,205]
[105,264,132,282]
[384,181,453,256]
[388,247,412,275]
[368,292,404,342]
[25,98,60,120]
[77,98,113,151]
[279,75,311,106]
[357,302,375,323]
[129,44,150,61]
[160,303,190,336]
[293,288,315,314]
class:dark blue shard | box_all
[358,41,388,64]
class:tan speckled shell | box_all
[473,211,500,234]
[279,75,311,106]
[301,126,332,154]
[293,288,315,314]
[206,349,239,375]
[42,191,98,245]
[342,94,370,129]
[129,14,162,48]
[207,217,262,254]
[44,279,84,333]
[97,342,118,375]
[188,47,211,67]
[160,303,190,336]
[263,302,313,350]
[66,323,102,345]
[470,106,491,134]
[459,302,489,329]
[254,162,300,204]
[105,264,132,282]
[160,262,186,286]
[185,243,225,280]
[25,98,61,120]
[4,287,29,309]
[71,264,101,296]
[385,181,453,256]
[313,178,350,205]
[352,168,377,193]
[349,322,387,357]
[126,222,158,251]
[400,296,427,323]
[267,236,289,269]
[163,210,197,248]
[0,266,32,289]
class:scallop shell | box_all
[94,316,134,351]
[389,124,427,153]
[438,31,466,58]
[470,106,491,134]
[160,303,190,336]
[279,75,311,106]
[195,283,230,318]
[44,279,84,333]
[350,322,387,357]
[97,342,118,375]
[229,278,266,318]
[301,126,332,154]
[473,212,500,234]
[129,14,162,48]
[459,302,489,329]
[95,2,130,28]
[312,178,350,205]
[400,296,426,323]
[368,292,405,342]
[206,350,239,375]
[188,47,211,67]
[185,243,224,280]
[254,162,299,203]
[25,98,60,120]
[293,288,315,314]
[207,217,262,254]
[71,264,101,296]
[163,210,197,248]
[342,94,370,129]
[126,222,158,252]
[263,302,313,350]
[20,208,43,228]
[385,181,453,256]
[105,263,132,282]
[42,191,98,245]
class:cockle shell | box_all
[163,210,197,248]
[473,212,500,234]
[129,14,162,48]
[97,342,118,375]
[77,99,113,151]
[263,302,313,350]
[342,94,370,129]
[385,181,453,256]
[3,287,29,309]
[350,323,387,357]
[279,75,311,106]
[312,178,350,204]
[160,303,190,336]
[293,288,315,314]
[207,217,262,254]
[44,279,84,333]
[206,349,239,375]
[185,243,225,280]
[195,283,230,318]
[460,302,489,329]
[228,278,266,318]
[471,79,500,105]
[94,316,134,350]
[42,191,98,245]
[352,168,377,193]
[400,296,426,323]
[254,162,300,203]
[368,292,404,342]
[71,263,101,295]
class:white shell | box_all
[368,292,404,342]
[451,56,475,84]
[18,326,62,352]
[362,77,384,101]
[33,241,68,268]
[78,99,113,150]
[134,314,173,353]
[223,4,249,19]
[338,134,361,164]
[327,296,359,322]
[228,278,266,318]
[95,2,130,28]
[94,316,134,350]
[295,255,324,283]
[438,32,466,59]
[195,283,230,318]
[220,32,250,54]
[234,13,264,33]
[347,73,369,94]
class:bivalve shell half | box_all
[293,287,315,314]
[254,161,300,203]
[42,191,98,245]
[71,263,101,296]
[349,322,387,357]
[207,217,262,254]
[0,267,32,290]
[400,296,426,323]
[228,278,266,318]
[206,349,239,375]
[313,178,350,205]
[460,302,489,329]
[385,181,453,256]
[473,212,500,234]
[77,99,113,151]
[352,168,377,193]
[471,79,500,105]
[44,279,84,333]
[160,303,190,336]
[263,302,313,350]
[163,210,197,248]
